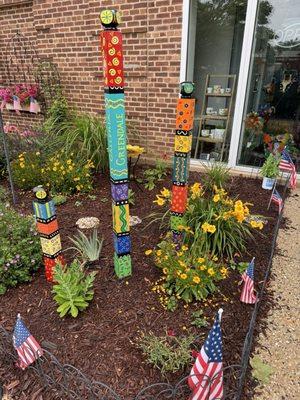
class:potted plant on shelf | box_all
[260,154,280,190]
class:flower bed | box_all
[0,170,282,399]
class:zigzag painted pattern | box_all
[105,98,125,109]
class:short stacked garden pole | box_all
[170,82,195,243]
[32,186,65,282]
[99,9,132,278]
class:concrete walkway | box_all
[254,189,300,399]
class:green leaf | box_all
[250,356,273,384]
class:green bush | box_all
[0,202,42,294]
[143,160,168,190]
[260,154,280,178]
[202,162,230,191]
[148,240,227,304]
[67,229,103,265]
[52,260,96,318]
[11,151,94,194]
[137,332,195,375]
[47,113,109,172]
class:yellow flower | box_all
[156,250,162,256]
[200,265,207,271]
[35,152,40,156]
[202,222,216,233]
[163,268,168,274]
[145,249,152,255]
[68,165,74,171]
[212,255,218,261]
[76,185,81,191]
[207,268,215,276]
[160,188,171,198]
[19,163,25,168]
[73,177,80,182]
[220,267,228,277]
[180,273,187,280]
[177,252,183,257]
[181,245,188,251]
[193,276,201,284]
[22,178,25,182]
[213,194,220,203]
[197,257,205,263]
[178,260,186,267]
[190,182,203,198]
[67,159,72,165]
[153,196,165,206]
[53,167,57,172]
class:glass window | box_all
[187,0,247,163]
[238,0,300,171]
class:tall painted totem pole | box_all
[170,82,195,243]
[32,186,65,282]
[99,10,132,278]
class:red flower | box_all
[167,328,176,337]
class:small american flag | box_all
[279,149,297,189]
[240,258,257,304]
[188,309,223,400]
[13,314,43,370]
[271,189,283,214]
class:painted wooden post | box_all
[32,186,65,282]
[170,82,195,243]
[99,9,132,278]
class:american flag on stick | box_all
[240,258,257,304]
[271,189,283,214]
[188,309,223,400]
[279,149,297,189]
[13,314,43,370]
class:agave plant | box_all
[68,229,103,265]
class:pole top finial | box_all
[180,81,194,98]
[33,185,48,202]
[99,9,121,29]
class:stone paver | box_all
[253,190,300,399]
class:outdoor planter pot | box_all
[262,176,276,190]
[6,100,41,113]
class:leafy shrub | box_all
[147,240,227,304]
[183,185,264,260]
[128,188,135,205]
[148,183,265,260]
[0,202,41,294]
[260,153,280,178]
[47,113,108,172]
[43,96,69,136]
[67,229,103,265]
[143,160,168,190]
[11,151,94,194]
[52,260,96,318]
[53,194,67,205]
[202,162,230,191]
[191,310,208,328]
[137,332,195,375]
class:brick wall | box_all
[0,0,184,161]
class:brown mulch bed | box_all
[0,171,284,399]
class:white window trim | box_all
[228,0,259,167]
[180,0,191,82]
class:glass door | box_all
[238,0,300,171]
[187,0,248,163]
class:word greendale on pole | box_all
[99,9,132,278]
[170,82,195,242]
[32,186,65,282]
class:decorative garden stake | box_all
[32,186,65,282]
[170,82,195,243]
[99,9,132,278]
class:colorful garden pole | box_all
[170,82,195,243]
[32,186,65,282]
[99,9,132,278]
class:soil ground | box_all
[0,170,286,399]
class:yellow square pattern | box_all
[174,135,192,153]
[40,235,62,256]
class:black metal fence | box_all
[0,179,289,399]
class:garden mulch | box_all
[0,170,284,399]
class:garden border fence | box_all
[0,178,289,399]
